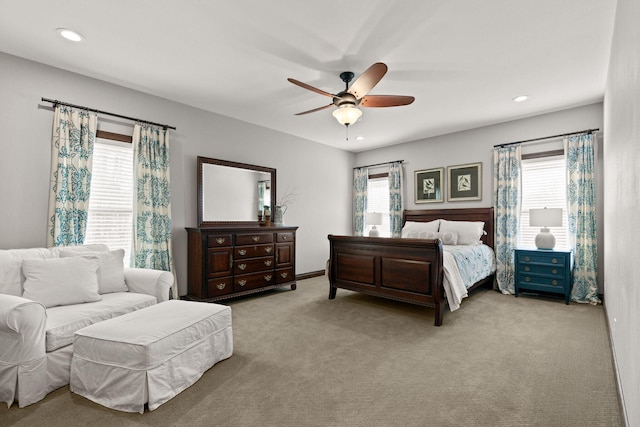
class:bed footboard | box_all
[328,235,446,326]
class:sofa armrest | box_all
[0,294,48,408]
[124,268,173,302]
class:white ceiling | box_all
[0,1,617,152]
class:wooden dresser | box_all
[185,226,298,302]
[514,248,572,304]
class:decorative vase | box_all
[273,206,284,226]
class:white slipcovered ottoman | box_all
[70,300,233,413]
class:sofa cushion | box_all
[22,257,102,308]
[60,249,128,294]
[45,292,157,352]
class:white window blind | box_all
[519,155,569,250]
[365,176,390,237]
[84,138,134,266]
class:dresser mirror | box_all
[197,156,276,226]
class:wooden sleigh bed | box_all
[328,207,495,326]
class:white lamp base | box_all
[369,226,380,237]
[535,227,556,250]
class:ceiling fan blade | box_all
[294,103,335,115]
[359,95,415,108]
[287,78,335,98]
[347,62,388,99]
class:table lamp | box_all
[529,207,562,250]
[366,212,384,237]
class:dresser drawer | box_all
[275,267,294,284]
[236,233,274,245]
[518,264,564,276]
[517,252,566,267]
[276,232,294,243]
[235,244,274,259]
[234,256,274,274]
[518,274,566,289]
[235,271,275,291]
[207,278,234,297]
[207,234,232,248]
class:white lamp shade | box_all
[366,212,384,225]
[529,208,562,227]
[332,105,362,126]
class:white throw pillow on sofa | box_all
[401,220,441,238]
[60,249,128,294]
[439,220,485,245]
[22,257,102,307]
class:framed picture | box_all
[414,167,444,203]
[447,162,482,201]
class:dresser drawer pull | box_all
[238,279,247,287]
[252,235,260,242]
[215,237,226,245]
[238,263,247,270]
[552,258,558,264]
[264,275,272,281]
[238,249,247,256]
[552,280,558,286]
[524,256,530,262]
[552,268,558,274]
[265,246,273,253]
[282,234,289,240]
[216,283,226,290]
[524,277,530,282]
[264,260,272,267]
[524,266,530,272]
[280,272,288,279]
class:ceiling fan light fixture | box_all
[332,104,362,126]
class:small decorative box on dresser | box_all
[185,226,297,302]
[514,248,573,304]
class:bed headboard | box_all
[403,207,495,248]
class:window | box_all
[519,155,569,250]
[364,175,391,237]
[84,138,134,266]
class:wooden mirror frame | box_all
[197,156,277,227]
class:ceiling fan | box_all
[288,62,415,129]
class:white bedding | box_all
[442,245,496,311]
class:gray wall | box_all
[604,0,639,424]
[0,52,354,296]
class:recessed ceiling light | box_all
[356,136,364,141]
[57,28,84,42]
[512,95,528,102]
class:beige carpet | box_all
[0,276,622,427]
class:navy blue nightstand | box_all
[514,249,573,304]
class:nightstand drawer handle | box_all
[238,279,247,287]
[552,268,558,274]
[216,283,226,290]
[524,266,530,272]
[525,277,530,282]
[524,256,530,262]
[552,280,558,286]
[552,258,558,264]
[215,237,225,245]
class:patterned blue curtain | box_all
[132,124,176,297]
[388,162,404,238]
[47,105,98,247]
[493,145,522,293]
[353,167,368,236]
[565,133,600,304]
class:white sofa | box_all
[0,244,174,408]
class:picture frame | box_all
[414,167,444,203]
[447,162,482,201]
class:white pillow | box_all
[401,220,440,238]
[439,220,485,245]
[59,249,128,294]
[22,257,101,308]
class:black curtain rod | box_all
[353,160,404,170]
[494,128,599,148]
[41,98,176,130]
